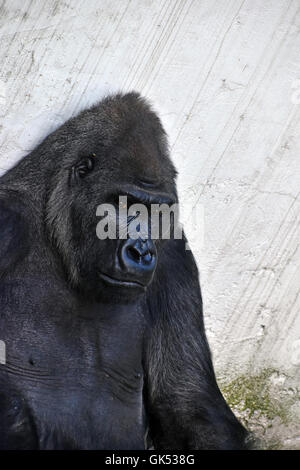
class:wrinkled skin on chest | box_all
[0,278,147,449]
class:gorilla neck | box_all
[85,299,146,372]
[80,295,147,322]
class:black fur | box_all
[0,92,250,449]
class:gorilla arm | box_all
[144,237,249,450]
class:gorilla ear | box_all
[72,156,95,181]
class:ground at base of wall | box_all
[218,368,300,450]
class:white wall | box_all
[0,0,299,448]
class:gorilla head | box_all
[9,93,178,301]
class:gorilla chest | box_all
[29,354,146,449]
[29,364,146,450]
[0,288,147,449]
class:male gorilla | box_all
[0,92,249,450]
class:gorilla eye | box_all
[72,156,95,180]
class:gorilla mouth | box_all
[98,271,146,289]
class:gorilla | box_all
[0,92,250,450]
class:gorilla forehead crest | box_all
[50,92,177,182]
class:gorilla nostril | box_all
[127,245,142,263]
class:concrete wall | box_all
[0,0,299,448]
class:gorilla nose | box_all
[120,238,157,285]
[127,239,154,265]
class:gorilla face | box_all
[44,93,178,301]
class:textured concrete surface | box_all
[0,0,299,448]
